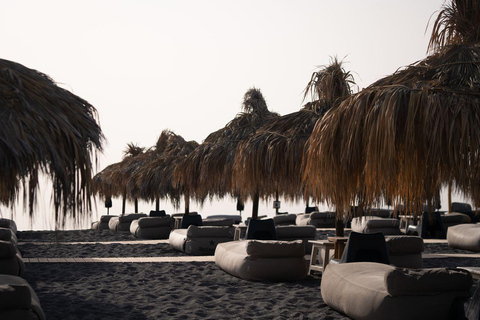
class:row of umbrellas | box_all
[95,0,480,223]
[2,0,480,229]
[91,59,356,219]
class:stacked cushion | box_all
[91,215,118,231]
[169,226,235,255]
[272,214,297,226]
[0,274,46,320]
[108,213,148,232]
[215,240,307,281]
[351,216,402,235]
[296,212,336,228]
[447,223,480,252]
[321,262,471,320]
[0,240,24,276]
[385,235,424,268]
[130,216,173,239]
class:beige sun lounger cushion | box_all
[169,226,235,255]
[130,216,173,239]
[447,223,480,252]
[215,240,307,281]
[0,274,46,320]
[321,262,471,320]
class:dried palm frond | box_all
[0,58,104,226]
[174,88,278,202]
[305,0,480,217]
[234,59,355,203]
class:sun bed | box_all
[205,215,242,224]
[91,215,118,231]
[0,274,46,320]
[108,213,148,233]
[276,225,317,252]
[0,240,25,276]
[169,225,235,255]
[441,212,471,230]
[447,223,480,252]
[272,214,297,226]
[0,219,17,234]
[215,240,307,281]
[0,227,18,245]
[385,235,424,268]
[130,216,173,239]
[351,216,402,235]
[321,262,472,320]
[296,211,336,228]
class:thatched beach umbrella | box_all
[0,58,104,225]
[93,143,144,214]
[174,88,279,218]
[304,0,480,219]
[128,130,198,213]
[234,60,354,212]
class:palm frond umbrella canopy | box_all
[304,0,480,218]
[174,88,279,218]
[234,59,355,211]
[127,130,199,213]
[93,143,145,214]
[0,58,104,225]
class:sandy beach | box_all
[15,229,480,320]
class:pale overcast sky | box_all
[2,0,460,230]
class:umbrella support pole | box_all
[156,198,160,212]
[185,194,190,214]
[252,192,259,219]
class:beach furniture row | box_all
[0,218,46,320]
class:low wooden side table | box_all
[233,224,247,241]
[308,240,335,275]
[327,236,349,259]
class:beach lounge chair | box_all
[407,212,446,239]
[91,215,118,231]
[276,225,317,252]
[0,240,25,276]
[296,211,336,228]
[272,213,297,226]
[214,239,307,281]
[447,223,480,252]
[321,262,472,320]
[0,219,17,234]
[130,216,173,239]
[351,216,402,235]
[245,218,278,240]
[108,213,148,233]
[149,210,166,217]
[169,225,235,255]
[385,235,424,268]
[180,214,203,229]
[0,274,46,320]
[205,215,242,224]
[452,202,478,222]
[331,231,391,265]
[0,227,18,245]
